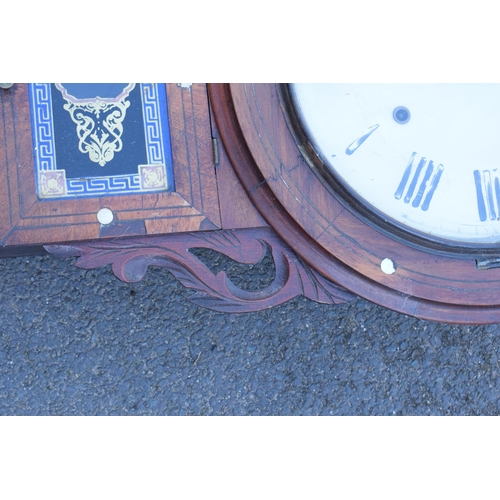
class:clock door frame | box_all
[0,83,220,247]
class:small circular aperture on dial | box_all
[393,106,411,124]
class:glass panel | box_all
[291,84,500,244]
[29,83,174,199]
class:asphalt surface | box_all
[1,248,500,415]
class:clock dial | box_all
[290,84,500,245]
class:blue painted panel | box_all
[29,83,175,199]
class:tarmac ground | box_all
[1,247,500,415]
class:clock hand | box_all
[345,124,379,155]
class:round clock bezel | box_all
[278,83,500,258]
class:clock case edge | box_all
[208,82,500,324]
[278,83,500,261]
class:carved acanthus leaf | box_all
[46,228,354,313]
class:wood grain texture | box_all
[0,83,221,246]
[208,83,500,324]
[45,227,354,313]
[208,96,267,230]
[0,87,14,236]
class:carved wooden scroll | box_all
[45,227,354,313]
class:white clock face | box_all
[291,84,500,244]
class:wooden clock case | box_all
[2,83,500,324]
[0,84,220,246]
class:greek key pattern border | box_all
[67,174,142,196]
[30,83,56,172]
[29,83,172,199]
[142,83,167,165]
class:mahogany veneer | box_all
[3,82,500,323]
[208,84,500,323]
[0,84,221,247]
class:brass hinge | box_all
[212,137,219,166]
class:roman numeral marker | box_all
[394,153,444,211]
[474,169,500,222]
